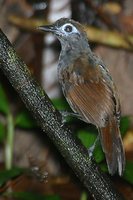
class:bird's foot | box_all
[88,136,99,157]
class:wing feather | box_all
[67,79,114,127]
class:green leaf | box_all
[0,167,24,187]
[99,163,108,173]
[6,192,61,200]
[77,130,104,163]
[52,98,70,110]
[120,116,130,137]
[0,122,5,142]
[15,110,37,129]
[94,145,105,163]
[0,84,10,114]
[78,129,96,148]
[123,161,133,184]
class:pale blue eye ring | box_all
[61,23,80,35]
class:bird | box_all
[38,18,125,176]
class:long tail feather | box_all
[98,118,125,176]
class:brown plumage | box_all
[38,18,125,176]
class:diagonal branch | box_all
[0,29,124,200]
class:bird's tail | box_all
[98,117,125,176]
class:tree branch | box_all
[0,29,124,200]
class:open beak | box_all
[38,25,57,33]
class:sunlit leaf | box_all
[15,110,37,129]
[77,130,104,163]
[0,122,5,142]
[6,192,61,200]
[0,167,24,187]
[120,116,130,137]
[123,161,133,184]
[0,84,10,114]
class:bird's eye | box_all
[64,25,73,33]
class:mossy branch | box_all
[0,29,124,200]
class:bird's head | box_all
[38,18,88,47]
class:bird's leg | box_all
[88,135,100,157]
[60,111,81,123]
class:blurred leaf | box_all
[15,110,37,129]
[94,145,105,163]
[120,116,130,137]
[0,122,5,142]
[99,163,108,173]
[0,167,24,187]
[52,98,70,110]
[123,161,133,185]
[0,84,10,114]
[80,191,88,200]
[77,129,96,148]
[77,130,104,163]
[7,192,61,200]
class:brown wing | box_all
[66,63,115,127]
[67,80,114,126]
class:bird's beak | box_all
[38,25,57,33]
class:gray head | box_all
[38,18,89,49]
